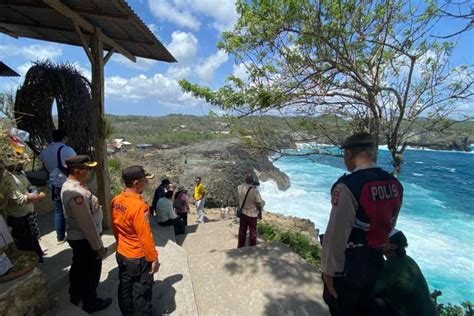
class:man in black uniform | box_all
[321,133,404,315]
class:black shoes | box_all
[82,297,113,314]
[70,296,80,306]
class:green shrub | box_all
[108,158,121,171]
[257,222,321,271]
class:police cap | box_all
[122,165,155,181]
[65,155,97,169]
[341,132,374,149]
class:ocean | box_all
[259,146,474,304]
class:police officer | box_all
[321,133,404,315]
[61,155,112,313]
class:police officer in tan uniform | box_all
[322,133,403,315]
[61,155,112,313]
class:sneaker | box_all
[82,297,112,313]
[57,238,67,245]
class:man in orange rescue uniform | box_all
[111,165,160,316]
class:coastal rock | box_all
[407,136,472,152]
[178,140,290,207]
[119,139,290,208]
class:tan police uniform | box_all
[61,178,103,250]
[61,177,104,308]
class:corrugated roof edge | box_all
[117,0,177,63]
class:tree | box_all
[435,0,474,38]
[180,0,473,175]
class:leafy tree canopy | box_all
[180,0,473,174]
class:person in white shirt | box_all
[39,129,76,243]
[156,191,185,235]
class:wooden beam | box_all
[101,33,135,62]
[103,48,115,65]
[73,21,93,63]
[0,20,155,45]
[43,0,94,32]
[0,25,18,38]
[43,0,136,62]
[90,28,112,229]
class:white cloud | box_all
[148,0,237,32]
[232,63,249,82]
[105,72,206,109]
[195,50,228,83]
[166,65,192,79]
[111,55,158,70]
[166,31,198,64]
[0,43,63,60]
[193,0,238,32]
[17,62,34,77]
[149,0,201,30]
[71,62,91,81]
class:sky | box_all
[0,0,473,117]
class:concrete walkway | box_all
[39,211,328,315]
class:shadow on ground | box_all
[224,242,317,288]
[264,292,328,315]
[153,274,183,315]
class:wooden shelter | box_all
[0,61,20,77]
[0,0,176,227]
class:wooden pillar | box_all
[90,28,112,228]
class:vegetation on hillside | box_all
[106,114,474,150]
[257,221,321,271]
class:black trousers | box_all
[158,217,186,235]
[116,253,154,316]
[323,247,384,316]
[177,212,188,226]
[7,215,43,262]
[68,239,102,307]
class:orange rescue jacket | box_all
[111,191,158,261]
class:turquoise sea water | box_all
[259,146,474,304]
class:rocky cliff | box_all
[118,139,290,208]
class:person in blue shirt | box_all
[39,129,76,243]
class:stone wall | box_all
[0,268,49,316]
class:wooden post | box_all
[90,28,112,228]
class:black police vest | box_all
[332,167,403,248]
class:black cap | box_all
[341,132,374,149]
[161,179,171,186]
[122,165,155,181]
[65,155,97,169]
[388,229,408,248]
